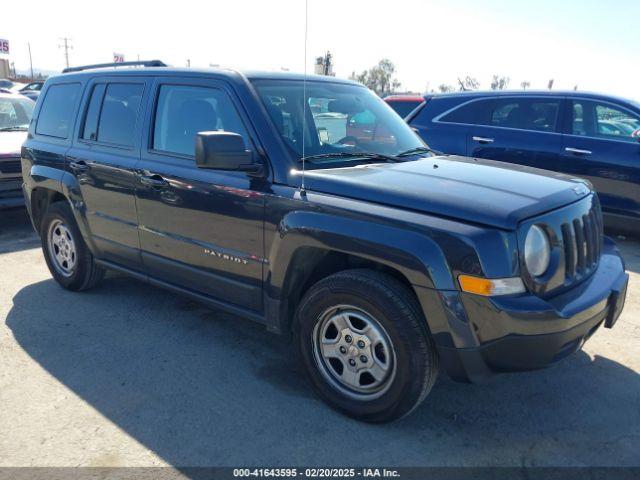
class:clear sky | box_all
[2,0,638,99]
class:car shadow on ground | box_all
[0,208,39,254]
[6,276,640,468]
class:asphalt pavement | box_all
[1,208,639,467]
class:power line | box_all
[58,37,73,69]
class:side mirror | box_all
[632,129,640,142]
[195,131,260,172]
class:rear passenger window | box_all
[490,98,560,132]
[96,83,143,147]
[152,85,249,157]
[36,83,81,138]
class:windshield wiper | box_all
[0,126,28,132]
[395,146,441,157]
[299,152,403,164]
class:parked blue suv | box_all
[407,91,640,234]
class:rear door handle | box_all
[139,173,169,188]
[565,147,592,155]
[472,136,494,144]
[69,160,90,172]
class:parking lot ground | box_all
[1,208,639,467]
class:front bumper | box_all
[430,237,628,383]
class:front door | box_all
[560,98,640,225]
[135,78,265,312]
[66,78,147,268]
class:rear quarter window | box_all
[439,98,494,125]
[36,83,81,138]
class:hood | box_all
[0,131,28,156]
[301,156,592,230]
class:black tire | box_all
[40,201,105,291]
[294,269,438,422]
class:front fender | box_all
[267,210,455,294]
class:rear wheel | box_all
[295,269,438,422]
[41,202,105,291]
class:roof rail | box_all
[62,60,167,74]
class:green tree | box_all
[490,75,510,90]
[458,76,480,91]
[350,59,401,96]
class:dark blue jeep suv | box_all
[22,63,628,421]
[407,91,640,234]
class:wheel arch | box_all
[30,187,67,234]
[264,211,454,335]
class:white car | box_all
[0,91,34,209]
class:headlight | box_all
[524,225,550,277]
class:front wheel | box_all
[41,201,105,291]
[295,269,438,422]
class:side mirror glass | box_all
[195,131,260,172]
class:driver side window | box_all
[571,100,640,142]
[152,85,250,157]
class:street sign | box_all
[113,53,125,63]
[0,39,9,55]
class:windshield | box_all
[0,96,34,130]
[252,79,426,166]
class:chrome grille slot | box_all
[561,223,577,278]
[583,214,594,266]
[573,218,586,272]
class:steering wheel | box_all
[336,136,362,147]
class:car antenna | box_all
[300,0,309,198]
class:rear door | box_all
[135,77,265,313]
[66,77,148,269]
[467,96,564,172]
[560,97,640,224]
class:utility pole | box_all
[323,51,332,75]
[28,43,34,79]
[186,59,191,67]
[58,37,73,69]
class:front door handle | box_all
[69,160,90,172]
[139,173,169,188]
[565,147,592,155]
[472,136,494,144]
